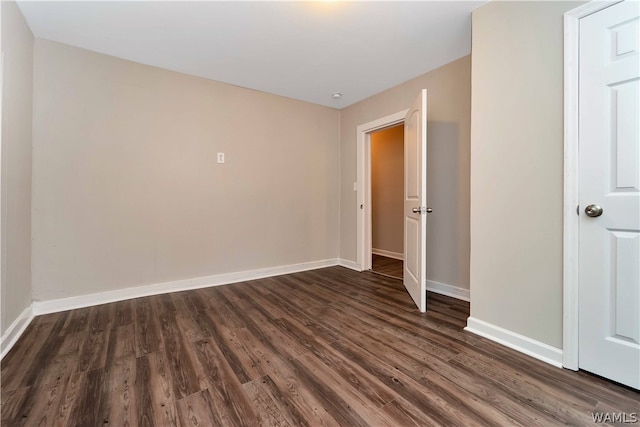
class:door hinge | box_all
[577,205,580,216]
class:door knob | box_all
[585,204,603,217]
[411,207,434,214]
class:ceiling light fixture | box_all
[331,92,342,99]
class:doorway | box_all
[370,124,404,280]
[356,109,407,272]
[357,89,429,312]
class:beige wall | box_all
[371,125,404,255]
[1,2,34,335]
[340,56,471,291]
[470,1,584,348]
[32,40,340,301]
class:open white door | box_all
[403,89,428,312]
[578,0,639,390]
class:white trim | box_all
[0,51,4,361]
[1,305,34,360]
[465,317,563,368]
[562,0,622,371]
[356,110,408,272]
[371,248,404,261]
[32,258,340,315]
[338,258,362,272]
[427,280,470,302]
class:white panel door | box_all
[579,0,640,390]
[403,89,427,312]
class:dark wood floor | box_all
[1,267,638,426]
[371,254,403,279]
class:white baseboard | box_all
[465,317,563,368]
[1,305,34,360]
[372,248,404,260]
[32,258,340,315]
[427,280,470,302]
[337,258,362,271]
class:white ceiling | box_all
[17,1,486,108]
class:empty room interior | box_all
[2,0,639,425]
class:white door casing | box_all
[403,89,428,312]
[578,0,640,389]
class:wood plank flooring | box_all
[2,266,638,426]
[371,254,403,279]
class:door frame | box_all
[562,0,623,371]
[356,110,408,271]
